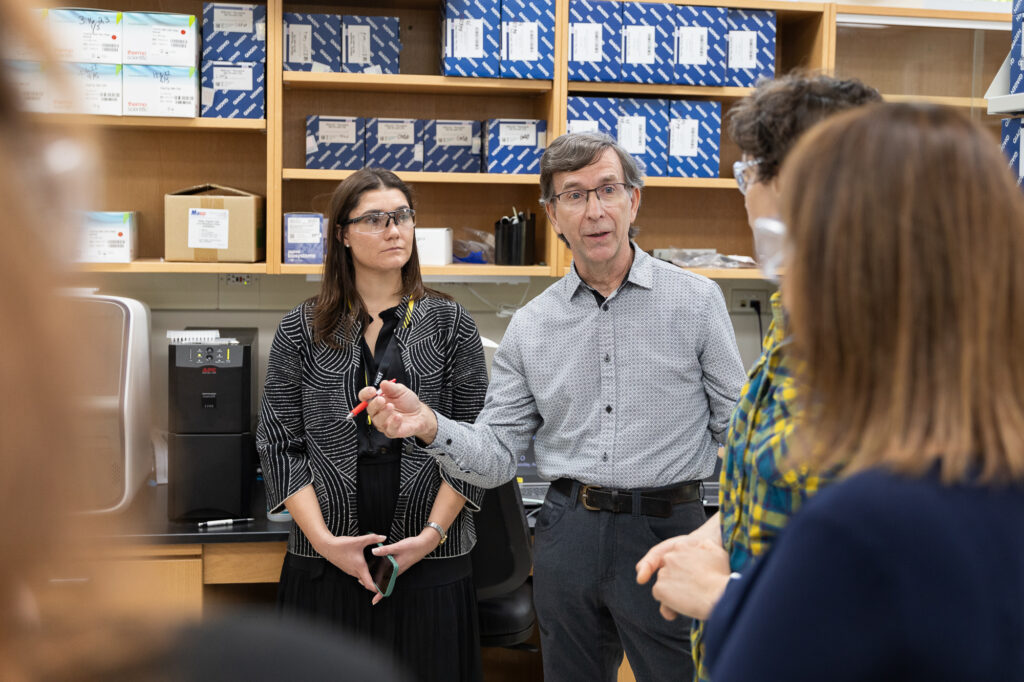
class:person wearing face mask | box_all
[635,72,880,682]
[257,168,489,681]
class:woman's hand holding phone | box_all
[313,532,387,593]
[368,531,441,605]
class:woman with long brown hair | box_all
[257,168,489,681]
[690,103,1024,680]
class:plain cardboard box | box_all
[164,184,265,262]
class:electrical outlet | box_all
[218,274,260,309]
[223,274,255,287]
[731,289,768,313]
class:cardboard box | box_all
[78,211,138,263]
[423,119,482,172]
[8,61,51,113]
[49,9,122,64]
[441,0,500,78]
[568,0,621,82]
[123,65,199,117]
[164,184,265,263]
[62,62,122,116]
[484,119,547,174]
[123,12,199,67]
[1001,118,1024,189]
[283,13,341,72]
[305,115,365,170]
[567,95,618,137]
[366,117,424,172]
[201,60,265,118]
[202,3,266,63]
[283,212,326,265]
[617,98,668,177]
[500,0,555,79]
[668,100,721,178]
[343,15,401,74]
[415,228,454,266]
[620,2,674,84]
[673,5,727,86]
[725,9,775,87]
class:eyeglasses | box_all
[751,217,786,284]
[552,183,631,211]
[733,159,762,196]
[343,208,416,234]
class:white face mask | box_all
[751,217,787,285]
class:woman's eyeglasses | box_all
[344,208,416,234]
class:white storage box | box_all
[415,228,453,266]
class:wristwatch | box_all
[424,521,447,545]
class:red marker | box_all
[346,379,396,420]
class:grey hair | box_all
[539,132,646,205]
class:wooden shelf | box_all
[36,114,266,131]
[568,82,753,99]
[280,263,553,277]
[75,260,268,274]
[645,177,738,189]
[283,168,540,184]
[283,72,553,95]
[835,4,1010,24]
[882,93,988,109]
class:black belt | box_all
[550,478,701,519]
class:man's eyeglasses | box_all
[552,183,631,211]
[343,208,416,234]
[733,159,762,196]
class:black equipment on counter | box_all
[494,210,536,266]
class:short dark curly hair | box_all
[727,71,881,183]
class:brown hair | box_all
[313,168,447,347]
[727,71,881,183]
[782,102,1024,485]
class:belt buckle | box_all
[580,484,602,511]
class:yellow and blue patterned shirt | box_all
[691,292,834,682]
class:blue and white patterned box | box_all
[49,9,123,64]
[283,13,341,72]
[343,16,401,74]
[201,60,264,118]
[567,96,619,137]
[283,212,326,265]
[441,0,500,78]
[668,100,720,178]
[725,9,775,87]
[1012,14,1024,94]
[500,0,555,79]
[305,116,365,170]
[568,0,621,82]
[484,119,547,174]
[366,118,424,172]
[616,98,668,176]
[673,6,727,86]
[1002,118,1024,188]
[123,12,199,67]
[620,2,675,84]
[1015,0,1024,14]
[202,3,266,63]
[424,120,481,173]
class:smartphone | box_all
[364,542,398,598]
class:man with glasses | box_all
[635,73,880,682]
[360,132,746,681]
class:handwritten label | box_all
[378,121,415,145]
[449,18,484,59]
[345,24,371,64]
[435,122,473,146]
[287,24,312,63]
[500,123,536,147]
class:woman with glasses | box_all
[257,168,489,681]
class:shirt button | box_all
[602,304,609,312]
[446,439,453,446]
[604,354,610,363]
[602,453,609,462]
[605,405,612,413]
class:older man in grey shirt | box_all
[363,132,745,682]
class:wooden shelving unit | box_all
[78,259,269,274]
[283,169,541,184]
[283,72,553,95]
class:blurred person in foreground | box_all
[655,103,1024,681]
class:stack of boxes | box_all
[122,11,200,117]
[201,3,266,119]
[442,0,555,79]
[280,12,402,74]
[1003,0,1024,190]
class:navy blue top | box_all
[704,467,1024,681]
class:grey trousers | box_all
[533,481,707,682]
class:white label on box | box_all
[436,122,473,146]
[287,24,313,63]
[378,121,415,145]
[188,208,230,249]
[287,216,323,244]
[670,118,700,157]
[214,7,253,33]
[570,22,603,63]
[676,26,708,66]
[618,115,647,154]
[81,227,130,262]
[306,133,318,154]
[729,30,758,70]
[414,142,424,162]
[311,61,331,72]
[450,18,484,59]
[213,64,253,91]
[52,13,122,63]
[567,119,600,134]
[623,25,656,65]
[472,136,481,153]
[319,119,357,145]
[255,20,266,41]
[150,25,190,55]
[363,64,383,75]
[346,24,372,64]
[201,86,215,107]
[77,66,122,116]
[504,21,539,62]
[500,123,536,147]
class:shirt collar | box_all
[565,241,653,301]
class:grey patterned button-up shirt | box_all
[431,245,746,490]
